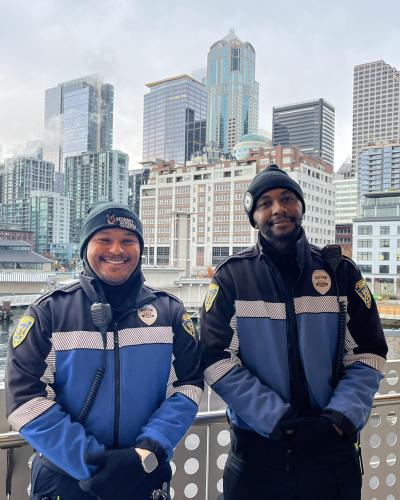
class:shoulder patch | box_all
[355,279,371,309]
[204,283,219,312]
[12,316,35,348]
[182,313,198,341]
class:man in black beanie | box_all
[6,201,203,500]
[201,164,387,499]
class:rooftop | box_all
[145,74,203,89]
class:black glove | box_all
[279,416,342,457]
[79,448,171,500]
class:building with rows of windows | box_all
[139,146,335,272]
[352,190,400,297]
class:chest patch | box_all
[311,270,331,295]
[12,315,35,348]
[138,304,158,325]
[355,279,371,309]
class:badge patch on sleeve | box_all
[12,316,35,348]
[355,279,371,309]
[182,313,197,341]
[204,283,219,312]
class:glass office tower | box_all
[44,75,114,172]
[272,98,335,166]
[142,75,207,165]
[206,30,259,155]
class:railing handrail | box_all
[1,393,399,451]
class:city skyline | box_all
[1,0,400,169]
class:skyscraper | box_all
[272,99,335,165]
[65,150,128,244]
[352,60,400,175]
[359,143,400,202]
[206,30,259,155]
[44,75,114,172]
[142,75,207,165]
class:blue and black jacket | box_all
[201,231,387,438]
[6,274,203,480]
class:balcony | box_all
[0,361,399,499]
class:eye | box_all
[282,195,296,203]
[257,200,271,209]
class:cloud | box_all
[1,0,400,169]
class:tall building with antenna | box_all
[206,30,259,155]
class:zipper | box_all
[261,254,310,411]
[113,321,120,448]
[285,287,311,411]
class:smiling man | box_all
[201,164,387,500]
[6,201,203,500]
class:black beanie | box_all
[79,201,144,258]
[243,164,306,227]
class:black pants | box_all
[223,427,362,500]
[30,455,171,500]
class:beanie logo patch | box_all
[138,304,158,325]
[311,270,331,295]
[243,192,253,213]
[107,213,137,231]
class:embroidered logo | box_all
[106,213,137,231]
[243,192,253,213]
[355,279,371,309]
[12,316,35,348]
[204,283,219,312]
[182,313,198,341]
[311,270,332,295]
[138,304,158,325]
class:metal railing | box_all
[1,361,399,500]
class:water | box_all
[0,309,399,388]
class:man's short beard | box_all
[259,216,303,251]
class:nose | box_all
[271,199,287,215]
[109,240,124,254]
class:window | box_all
[379,265,389,274]
[380,226,390,235]
[212,247,230,266]
[380,239,390,247]
[379,252,390,261]
[156,247,170,265]
[357,252,372,261]
[359,265,372,273]
[358,225,372,235]
[357,239,372,248]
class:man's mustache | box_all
[268,216,295,226]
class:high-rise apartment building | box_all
[352,60,400,176]
[142,75,206,165]
[2,156,55,230]
[272,99,335,165]
[30,190,71,261]
[65,150,128,244]
[140,147,335,270]
[334,160,358,257]
[44,75,114,172]
[128,167,150,215]
[353,190,400,297]
[206,30,259,155]
[359,142,400,203]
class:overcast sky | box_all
[1,0,400,170]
